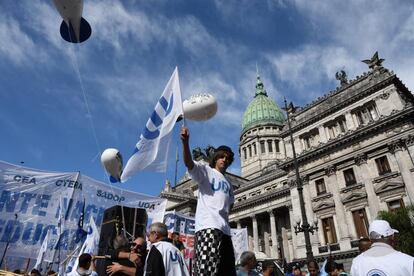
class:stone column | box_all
[269,210,279,258]
[251,215,259,252]
[281,227,291,262]
[325,165,351,242]
[354,154,381,221]
[345,112,356,130]
[318,125,328,143]
[389,140,414,204]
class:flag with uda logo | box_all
[121,67,183,182]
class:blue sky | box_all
[1,0,413,196]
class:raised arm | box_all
[180,127,194,170]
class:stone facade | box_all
[161,54,414,263]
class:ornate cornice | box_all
[231,187,290,212]
[354,153,368,166]
[340,182,365,194]
[325,165,337,176]
[234,169,287,194]
[388,139,406,153]
[160,191,196,201]
[372,171,400,183]
[312,192,333,202]
[280,107,414,170]
[280,69,397,134]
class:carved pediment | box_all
[313,201,335,212]
[342,192,367,204]
[312,193,333,202]
[375,181,404,194]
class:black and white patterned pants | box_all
[193,228,236,276]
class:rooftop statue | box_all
[362,51,385,70]
[335,70,348,86]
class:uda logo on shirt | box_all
[367,269,386,276]
[211,178,230,194]
[170,251,184,265]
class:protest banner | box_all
[0,160,166,264]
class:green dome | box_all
[242,76,285,133]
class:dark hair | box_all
[307,260,319,269]
[78,253,92,269]
[262,260,275,271]
[337,263,344,270]
[47,270,56,275]
[325,261,338,273]
[30,269,41,275]
[209,145,234,168]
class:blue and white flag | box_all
[121,67,183,182]
[66,216,100,274]
[34,229,51,270]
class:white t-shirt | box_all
[189,161,234,236]
[350,243,414,276]
[144,240,190,276]
[66,269,98,276]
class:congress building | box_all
[160,53,414,264]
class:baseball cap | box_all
[369,220,399,238]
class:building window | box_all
[375,156,391,175]
[367,103,379,121]
[301,128,320,150]
[338,119,347,133]
[260,141,265,153]
[253,143,257,155]
[343,168,357,186]
[315,178,326,195]
[303,137,311,149]
[321,217,338,244]
[353,101,379,126]
[325,116,347,139]
[275,140,280,152]
[267,140,273,153]
[243,148,247,160]
[248,145,252,157]
[387,199,405,211]
[352,209,369,238]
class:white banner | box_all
[0,160,167,261]
[231,228,248,263]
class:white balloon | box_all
[101,148,123,182]
[183,93,218,121]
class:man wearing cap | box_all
[180,127,236,276]
[350,219,414,275]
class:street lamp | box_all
[283,98,316,262]
[294,217,319,235]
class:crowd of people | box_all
[5,127,414,276]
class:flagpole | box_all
[176,66,186,128]
[174,146,179,187]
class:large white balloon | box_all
[183,93,218,121]
[101,148,123,182]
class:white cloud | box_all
[0,16,37,65]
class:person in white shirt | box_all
[350,219,414,276]
[67,253,98,276]
[143,222,189,276]
[180,127,236,276]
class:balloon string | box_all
[66,30,117,195]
